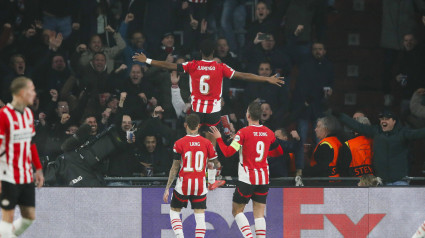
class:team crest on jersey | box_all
[234,135,240,142]
[1,199,9,207]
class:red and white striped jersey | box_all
[0,104,37,184]
[233,125,277,185]
[173,135,217,196]
[181,60,235,114]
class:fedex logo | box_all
[283,188,385,238]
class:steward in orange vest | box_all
[339,135,374,177]
[309,136,343,177]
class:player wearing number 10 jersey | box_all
[209,102,281,238]
[163,114,220,238]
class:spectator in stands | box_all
[84,115,100,140]
[220,0,247,56]
[106,114,144,185]
[215,37,242,72]
[1,54,32,103]
[42,0,80,39]
[245,1,277,47]
[293,42,334,169]
[358,174,380,187]
[409,88,425,128]
[282,0,323,65]
[338,116,374,178]
[118,13,149,71]
[153,32,182,61]
[145,57,190,119]
[79,52,115,96]
[120,64,156,120]
[244,34,291,76]
[304,116,344,180]
[268,128,301,178]
[395,34,425,115]
[72,25,125,73]
[244,62,289,113]
[380,0,425,106]
[181,0,208,55]
[334,109,425,186]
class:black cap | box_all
[378,109,396,119]
[162,32,174,39]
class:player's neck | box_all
[248,120,260,126]
[202,55,214,61]
[186,130,199,136]
[11,98,26,112]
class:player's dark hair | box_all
[185,114,200,130]
[200,39,216,57]
[248,101,262,121]
[10,77,32,96]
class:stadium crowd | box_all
[1,0,425,186]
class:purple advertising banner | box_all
[142,188,283,237]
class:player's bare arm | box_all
[132,52,178,71]
[163,160,180,203]
[233,71,285,87]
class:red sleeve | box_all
[216,138,237,157]
[222,63,235,79]
[0,112,7,147]
[268,145,284,157]
[181,61,193,73]
[31,143,42,170]
[207,142,218,160]
[173,141,181,154]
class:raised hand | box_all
[170,71,180,85]
[208,126,222,139]
[49,33,63,51]
[267,74,285,87]
[153,106,164,117]
[76,44,87,53]
[50,89,58,102]
[132,52,147,63]
[125,13,135,23]
[105,25,115,33]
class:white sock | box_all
[194,213,206,238]
[208,169,216,184]
[413,220,425,238]
[235,213,253,238]
[170,210,184,238]
[0,220,14,238]
[255,217,266,238]
[13,218,33,236]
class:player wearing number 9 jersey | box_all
[209,102,281,238]
[163,114,221,238]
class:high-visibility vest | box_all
[311,136,342,177]
[346,135,374,177]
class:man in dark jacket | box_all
[335,109,425,185]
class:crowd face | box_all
[121,115,132,132]
[98,93,111,107]
[261,35,275,51]
[92,54,107,72]
[260,103,272,121]
[131,32,145,49]
[216,39,229,57]
[144,136,157,153]
[20,81,36,106]
[275,129,288,141]
[315,120,328,140]
[107,98,118,113]
[66,125,78,135]
[255,2,270,22]
[353,112,365,120]
[130,65,143,84]
[312,43,326,60]
[12,56,26,75]
[403,34,417,51]
[258,63,272,77]
[89,36,103,52]
[51,55,66,71]
[379,117,396,132]
[162,35,174,48]
[56,101,69,117]
[85,117,98,135]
